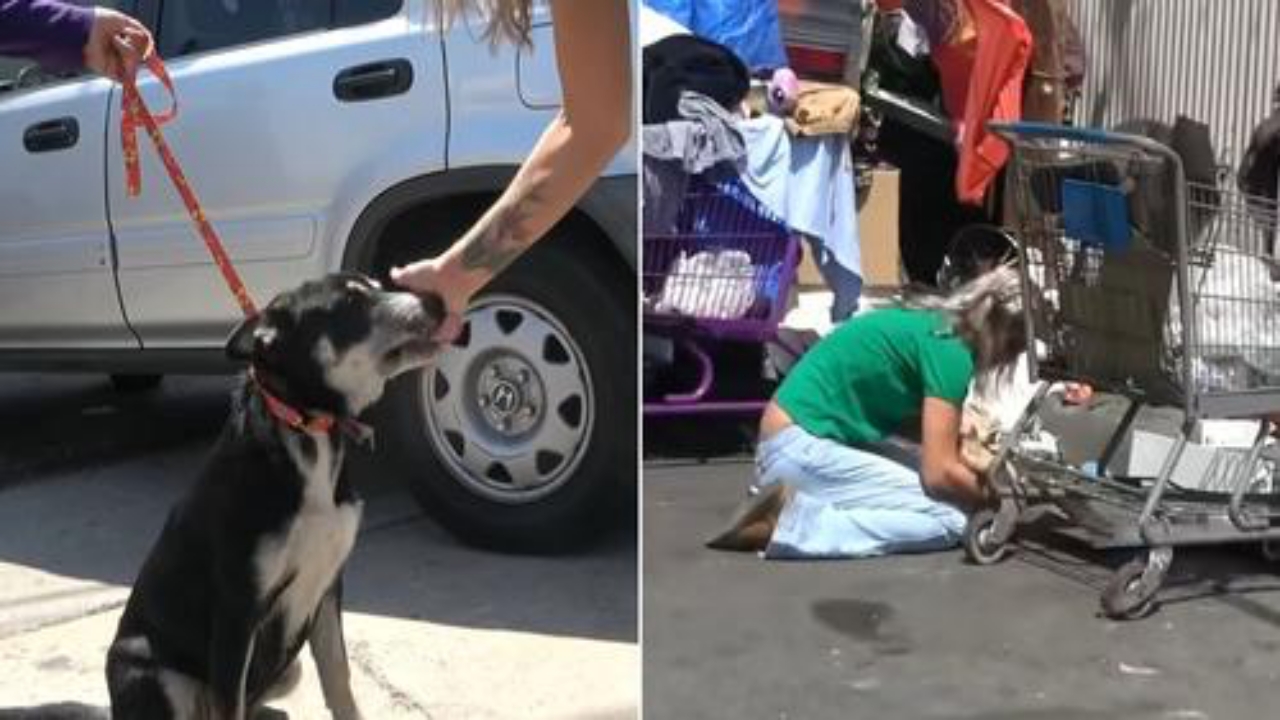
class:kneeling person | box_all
[711,267,1027,559]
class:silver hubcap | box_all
[420,295,594,504]
[477,358,541,436]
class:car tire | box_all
[109,373,163,393]
[379,230,635,553]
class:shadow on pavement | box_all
[991,516,1280,623]
[646,461,1280,720]
[0,374,636,644]
[0,374,232,489]
[644,415,757,461]
[0,702,107,719]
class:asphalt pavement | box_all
[0,373,637,719]
[643,422,1280,720]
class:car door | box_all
[0,1,137,350]
[108,0,446,348]
[514,0,637,180]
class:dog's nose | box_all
[395,291,444,333]
[416,291,447,326]
[379,290,447,338]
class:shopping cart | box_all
[967,122,1280,618]
[643,174,802,416]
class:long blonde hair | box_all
[899,266,1029,390]
[435,0,534,47]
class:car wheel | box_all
[381,233,635,552]
[109,374,163,393]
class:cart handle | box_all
[987,121,1187,171]
[987,121,1121,144]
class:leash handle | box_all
[121,53,176,196]
[121,54,259,318]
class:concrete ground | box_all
[0,374,636,719]
[644,430,1280,720]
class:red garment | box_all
[886,0,1031,203]
[932,41,973,123]
[953,0,1032,204]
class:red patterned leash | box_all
[120,53,259,318]
[118,55,377,442]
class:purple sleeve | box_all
[0,0,95,73]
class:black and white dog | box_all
[105,272,443,720]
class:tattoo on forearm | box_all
[460,179,543,276]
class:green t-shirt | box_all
[776,307,975,445]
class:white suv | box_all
[0,0,637,551]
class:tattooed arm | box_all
[391,0,632,334]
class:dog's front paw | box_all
[325,697,365,720]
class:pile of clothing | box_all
[641,1,863,322]
[651,249,759,320]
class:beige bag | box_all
[960,404,1001,474]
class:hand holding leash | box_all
[86,8,152,84]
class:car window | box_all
[0,1,135,94]
[158,0,404,59]
[334,0,403,28]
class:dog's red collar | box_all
[249,368,374,447]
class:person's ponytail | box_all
[434,0,534,48]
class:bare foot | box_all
[706,484,794,552]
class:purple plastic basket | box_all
[643,176,801,342]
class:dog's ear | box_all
[225,314,275,362]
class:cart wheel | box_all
[963,509,1010,565]
[1100,557,1158,620]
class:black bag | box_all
[1170,115,1221,244]
[1238,97,1280,240]
[642,35,749,124]
[864,9,943,110]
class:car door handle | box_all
[333,60,413,102]
[23,117,79,153]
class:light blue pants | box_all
[754,425,967,559]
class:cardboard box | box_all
[1109,428,1273,493]
[858,166,902,288]
[796,166,902,289]
[796,237,823,287]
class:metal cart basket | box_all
[643,175,802,416]
[967,122,1280,618]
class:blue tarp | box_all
[643,0,788,71]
